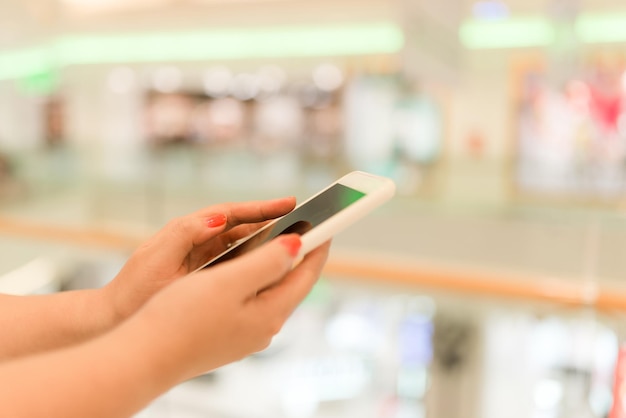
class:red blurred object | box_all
[589,87,623,135]
[609,345,626,418]
[466,130,485,158]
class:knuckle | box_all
[267,318,284,337]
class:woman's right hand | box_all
[126,234,331,381]
[0,235,330,418]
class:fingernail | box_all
[206,214,227,228]
[280,235,302,257]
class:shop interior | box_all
[1,0,626,417]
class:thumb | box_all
[210,234,302,296]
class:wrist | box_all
[1,314,191,418]
[101,277,141,325]
[114,307,194,386]
[91,283,128,331]
[77,287,122,337]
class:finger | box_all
[194,197,296,230]
[140,212,229,265]
[187,219,275,270]
[145,197,295,269]
[206,234,303,295]
[215,220,270,249]
[255,241,331,319]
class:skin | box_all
[0,197,331,418]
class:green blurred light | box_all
[460,17,555,49]
[19,71,58,95]
[0,46,55,80]
[576,13,626,43]
[59,23,404,63]
[0,23,404,81]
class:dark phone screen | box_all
[204,184,366,267]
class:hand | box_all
[128,234,331,380]
[103,197,297,321]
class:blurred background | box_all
[1,0,626,417]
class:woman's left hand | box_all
[103,197,296,321]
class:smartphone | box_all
[196,171,396,269]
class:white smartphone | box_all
[196,171,396,269]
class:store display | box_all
[144,92,199,146]
[516,58,626,197]
[481,312,618,418]
[344,75,442,194]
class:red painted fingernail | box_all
[280,235,302,257]
[206,214,227,228]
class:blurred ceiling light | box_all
[0,22,403,81]
[576,13,626,43]
[230,73,259,101]
[152,66,182,93]
[472,1,509,20]
[107,67,136,94]
[312,63,344,92]
[460,17,555,49]
[0,46,53,80]
[203,66,232,97]
[61,23,402,62]
[256,65,286,97]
